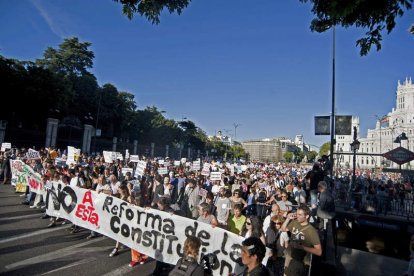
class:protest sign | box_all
[11,160,44,194]
[180,158,186,164]
[67,146,80,165]
[125,149,130,160]
[116,152,123,161]
[1,142,11,150]
[158,159,165,165]
[192,160,201,171]
[26,149,41,160]
[46,183,245,275]
[201,163,211,176]
[173,161,181,166]
[135,160,147,178]
[129,155,140,163]
[121,167,133,176]
[210,171,222,181]
[158,167,168,175]
[55,158,67,167]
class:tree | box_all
[114,0,190,23]
[300,0,413,56]
[319,142,330,157]
[284,152,294,162]
[36,37,94,76]
[115,0,413,56]
[295,151,305,163]
[306,150,318,162]
[229,145,246,159]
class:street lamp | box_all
[373,114,387,166]
[233,123,241,141]
[394,132,408,146]
[328,25,336,178]
[394,132,408,172]
[350,126,360,185]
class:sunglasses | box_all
[246,222,251,225]
[275,222,282,225]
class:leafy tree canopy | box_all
[301,0,413,55]
[319,142,330,157]
[114,0,413,56]
[36,37,94,76]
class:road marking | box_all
[0,213,40,222]
[0,225,72,245]
[5,237,107,270]
[40,257,97,275]
[102,260,155,276]
[101,264,135,276]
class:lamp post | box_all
[394,132,408,173]
[374,115,387,167]
[233,123,241,141]
[350,126,360,185]
[329,25,336,178]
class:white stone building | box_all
[337,77,414,169]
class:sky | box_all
[1,0,413,149]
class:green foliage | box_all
[295,151,305,163]
[229,145,246,159]
[284,152,293,162]
[306,151,318,162]
[300,0,413,56]
[36,37,94,76]
[114,0,190,23]
[319,142,330,157]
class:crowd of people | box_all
[0,146,412,275]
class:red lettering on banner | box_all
[82,191,93,206]
[75,191,99,226]
[28,177,43,190]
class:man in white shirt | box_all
[262,203,281,233]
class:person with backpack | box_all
[169,236,205,276]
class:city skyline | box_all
[1,0,413,147]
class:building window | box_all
[361,159,364,164]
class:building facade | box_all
[241,136,308,162]
[337,77,414,169]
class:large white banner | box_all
[45,183,244,275]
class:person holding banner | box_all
[197,202,218,227]
[109,185,130,257]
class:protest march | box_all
[2,144,412,276]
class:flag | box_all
[380,116,389,127]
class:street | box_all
[0,184,156,276]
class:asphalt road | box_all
[0,184,157,276]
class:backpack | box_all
[169,257,200,276]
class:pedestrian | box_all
[169,236,205,276]
[281,205,322,276]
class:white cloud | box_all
[31,0,66,38]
